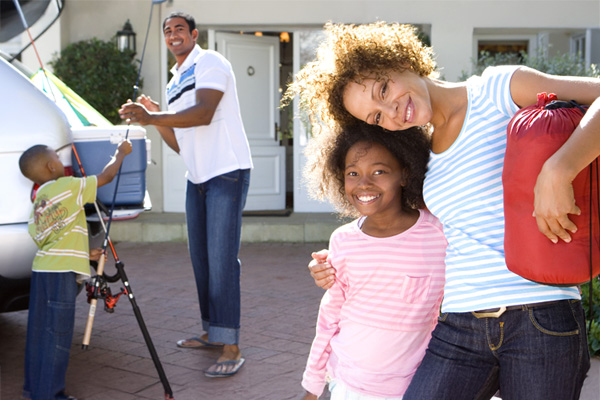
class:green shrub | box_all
[581,279,600,356]
[459,50,600,80]
[49,38,141,124]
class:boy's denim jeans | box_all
[404,299,590,400]
[23,271,78,400]
[185,169,250,345]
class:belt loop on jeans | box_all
[472,306,507,319]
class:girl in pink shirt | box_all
[301,123,446,400]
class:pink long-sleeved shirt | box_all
[302,210,447,397]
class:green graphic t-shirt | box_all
[28,176,97,276]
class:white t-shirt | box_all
[166,44,253,184]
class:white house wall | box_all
[14,0,600,213]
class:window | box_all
[571,34,586,63]
[477,40,528,64]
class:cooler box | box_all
[71,126,150,206]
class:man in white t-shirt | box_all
[119,11,252,378]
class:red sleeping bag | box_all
[503,92,600,286]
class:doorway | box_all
[162,29,293,213]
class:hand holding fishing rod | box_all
[120,94,160,124]
[119,95,181,154]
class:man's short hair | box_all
[19,144,49,179]
[163,11,195,32]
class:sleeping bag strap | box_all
[589,158,599,326]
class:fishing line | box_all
[11,0,61,104]
[11,0,121,262]
[101,0,166,253]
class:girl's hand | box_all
[309,249,335,289]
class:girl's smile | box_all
[344,141,405,220]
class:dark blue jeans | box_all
[186,169,250,345]
[23,271,78,400]
[404,299,590,400]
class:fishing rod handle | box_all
[82,252,106,348]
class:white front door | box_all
[216,32,285,211]
[162,33,285,212]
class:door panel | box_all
[163,33,285,212]
[216,32,285,211]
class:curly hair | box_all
[283,21,438,130]
[304,122,431,218]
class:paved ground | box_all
[1,241,598,400]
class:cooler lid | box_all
[71,125,146,143]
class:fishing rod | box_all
[77,1,174,399]
[98,0,163,254]
[9,0,65,64]
[72,129,174,400]
[11,0,174,398]
[81,0,166,345]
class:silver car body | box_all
[0,55,72,280]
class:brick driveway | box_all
[1,241,598,400]
[0,241,330,400]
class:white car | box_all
[0,52,148,312]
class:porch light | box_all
[117,19,136,54]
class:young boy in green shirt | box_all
[18,140,131,400]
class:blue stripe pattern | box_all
[167,64,196,105]
[423,66,580,312]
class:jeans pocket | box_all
[217,170,240,182]
[400,275,431,304]
[528,301,581,336]
[46,300,75,336]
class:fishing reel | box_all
[85,275,127,313]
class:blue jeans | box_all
[404,299,590,400]
[186,169,250,345]
[23,271,78,400]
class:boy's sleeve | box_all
[81,175,98,205]
[301,234,348,397]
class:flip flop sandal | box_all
[204,358,246,378]
[176,336,224,349]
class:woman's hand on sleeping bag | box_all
[533,161,581,244]
[309,249,335,290]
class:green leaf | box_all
[49,37,142,124]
